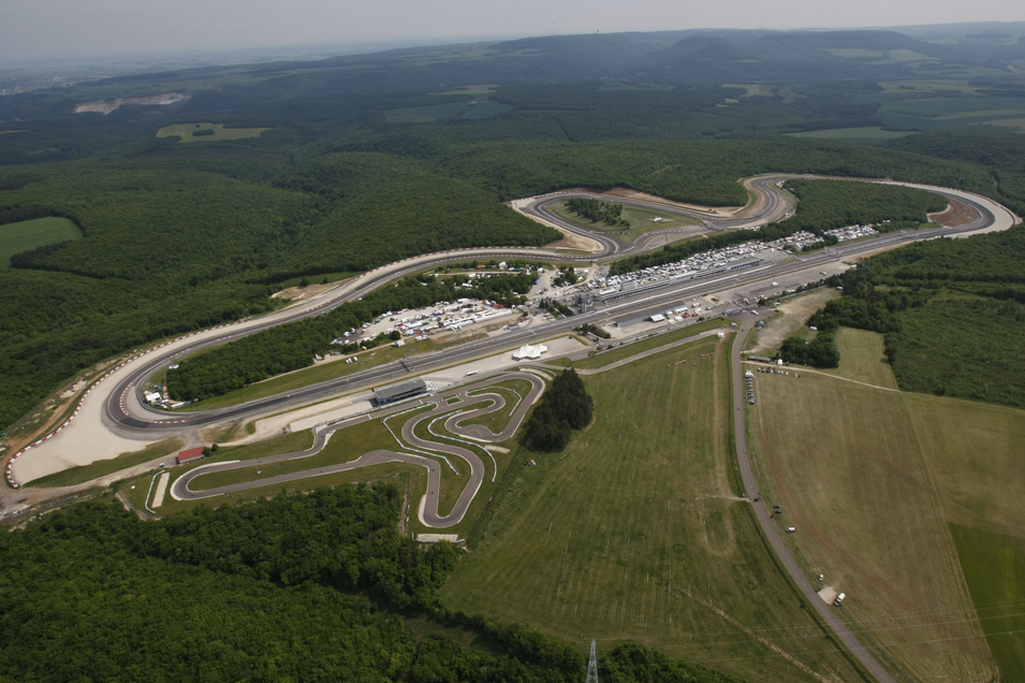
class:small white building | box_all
[144,391,162,404]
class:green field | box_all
[443,336,867,683]
[154,122,271,143]
[950,525,1025,682]
[547,200,701,243]
[746,328,1025,682]
[430,85,499,96]
[382,99,512,123]
[818,327,898,389]
[786,127,917,141]
[0,217,82,267]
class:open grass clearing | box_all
[878,80,983,95]
[155,122,270,143]
[560,318,730,370]
[785,127,917,141]
[382,100,511,123]
[983,117,1025,132]
[444,336,867,683]
[430,84,498,96]
[546,200,699,244]
[817,327,898,389]
[25,438,181,488]
[0,217,82,268]
[949,525,1025,682]
[746,346,1000,683]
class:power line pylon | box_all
[585,639,599,683]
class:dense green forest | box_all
[567,197,629,227]
[521,368,595,451]
[793,227,1025,406]
[780,179,948,232]
[0,486,744,682]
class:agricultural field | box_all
[443,336,868,683]
[155,122,271,142]
[0,216,81,267]
[382,99,512,123]
[786,127,916,141]
[746,328,1025,683]
[546,200,701,243]
[877,96,1025,132]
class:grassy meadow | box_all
[745,327,1025,682]
[0,217,81,267]
[155,122,271,142]
[443,335,868,683]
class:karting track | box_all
[8,174,1018,488]
[170,372,544,528]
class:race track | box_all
[170,372,544,528]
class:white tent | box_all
[512,344,548,361]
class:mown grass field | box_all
[154,122,270,142]
[0,216,81,267]
[745,329,1023,683]
[949,525,1025,682]
[785,127,916,141]
[818,327,898,389]
[550,318,729,370]
[443,336,867,683]
[382,100,511,123]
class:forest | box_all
[0,486,744,682]
[521,368,594,451]
[794,227,1025,406]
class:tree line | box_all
[522,368,594,451]
[167,272,536,401]
[784,226,1025,406]
[568,197,630,227]
[0,486,746,682]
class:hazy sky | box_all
[2,0,1024,62]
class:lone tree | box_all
[522,368,594,451]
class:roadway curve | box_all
[170,372,543,528]
[8,175,1018,481]
[98,174,1014,435]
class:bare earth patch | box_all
[75,93,188,115]
[746,288,839,356]
[928,198,974,227]
[271,282,341,303]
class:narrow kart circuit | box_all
[171,372,544,528]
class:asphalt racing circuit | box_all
[4,173,1019,683]
[170,371,543,528]
[8,174,1018,478]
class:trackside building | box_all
[373,379,428,406]
[176,447,205,465]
